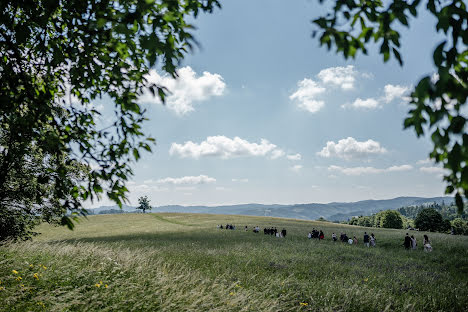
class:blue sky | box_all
[91,0,447,207]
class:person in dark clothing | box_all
[319,230,324,240]
[343,233,348,242]
[281,228,287,238]
[363,232,370,247]
[404,233,412,249]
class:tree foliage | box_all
[379,210,403,229]
[414,207,446,231]
[0,0,220,241]
[313,0,468,212]
[137,195,151,213]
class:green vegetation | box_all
[0,0,220,241]
[136,196,152,214]
[313,0,468,211]
[1,213,467,311]
[349,210,407,229]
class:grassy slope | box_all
[1,213,467,311]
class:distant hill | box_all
[88,196,453,221]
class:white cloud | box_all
[291,165,303,172]
[317,65,358,90]
[328,164,412,176]
[139,66,226,115]
[289,78,325,113]
[156,175,216,185]
[383,84,410,103]
[271,149,285,159]
[420,166,446,175]
[349,98,380,109]
[287,153,302,161]
[169,136,284,159]
[387,165,413,172]
[416,158,432,165]
[232,178,249,183]
[317,137,387,160]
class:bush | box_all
[451,218,468,235]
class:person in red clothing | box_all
[319,230,324,240]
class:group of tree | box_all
[398,201,467,220]
[348,210,407,229]
[347,207,468,235]
[1,0,466,241]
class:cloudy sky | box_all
[90,0,447,207]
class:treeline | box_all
[397,201,467,220]
[346,204,468,235]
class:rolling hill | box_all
[89,196,453,221]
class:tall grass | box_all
[1,213,467,311]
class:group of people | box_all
[307,228,325,240]
[216,224,433,252]
[217,224,236,230]
[263,227,287,238]
[404,233,433,252]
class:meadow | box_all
[1,213,467,311]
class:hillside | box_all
[90,196,453,221]
[1,213,467,311]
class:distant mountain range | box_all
[89,196,454,221]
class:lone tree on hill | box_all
[137,196,152,214]
[313,0,467,213]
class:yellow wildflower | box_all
[42,266,47,270]
[300,302,308,306]
[0,287,4,291]
[33,273,39,280]
[16,276,22,281]
[37,302,45,308]
[229,292,234,296]
[12,270,18,274]
[29,264,34,268]
[105,284,109,288]
[364,278,369,282]
[95,283,101,288]
[20,284,25,287]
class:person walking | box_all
[363,232,370,247]
[423,234,433,252]
[411,235,417,250]
[370,233,376,247]
[404,233,412,249]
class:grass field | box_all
[1,213,467,311]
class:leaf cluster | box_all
[0,0,220,240]
[313,0,467,212]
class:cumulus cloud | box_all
[156,175,216,185]
[317,65,358,90]
[139,66,226,115]
[291,165,303,172]
[289,78,325,113]
[419,166,446,175]
[383,84,410,103]
[350,98,380,109]
[317,137,387,160]
[287,153,302,161]
[169,136,284,159]
[271,149,286,159]
[328,164,412,176]
[290,66,370,113]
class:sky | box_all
[90,0,448,208]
